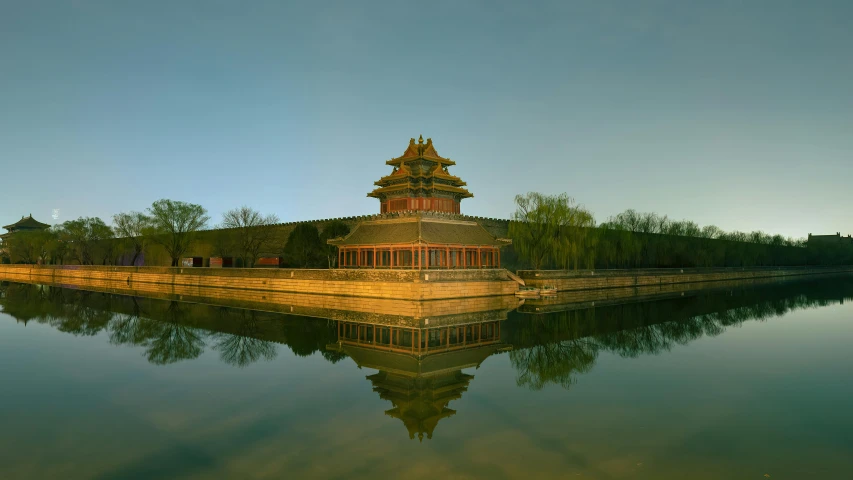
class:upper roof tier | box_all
[3,214,51,232]
[369,137,473,208]
[386,135,456,167]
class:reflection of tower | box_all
[368,370,472,441]
[329,318,510,440]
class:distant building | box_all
[807,232,853,247]
[1,214,50,241]
[329,136,511,269]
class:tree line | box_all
[1,199,351,268]
[508,192,844,270]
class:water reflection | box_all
[328,318,510,440]
[2,275,853,441]
[506,276,853,390]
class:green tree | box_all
[319,220,351,268]
[5,229,54,264]
[147,199,209,266]
[113,211,152,266]
[47,225,70,265]
[282,223,324,268]
[220,206,280,268]
[61,217,113,265]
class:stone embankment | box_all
[518,265,853,292]
[0,265,518,301]
[2,265,850,308]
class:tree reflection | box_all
[506,277,853,390]
[510,339,598,390]
[212,310,277,368]
[142,302,205,365]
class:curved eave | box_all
[368,186,474,199]
[374,173,467,186]
[386,155,456,167]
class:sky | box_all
[1,0,850,239]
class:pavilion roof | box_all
[327,214,511,247]
[367,182,473,199]
[386,136,456,167]
[345,343,504,377]
[3,215,51,231]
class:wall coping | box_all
[0,264,512,283]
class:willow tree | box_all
[509,193,560,270]
[509,192,595,270]
[554,203,596,270]
[147,199,209,266]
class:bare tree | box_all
[220,206,280,268]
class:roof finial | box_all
[418,135,424,144]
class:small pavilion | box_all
[329,136,511,269]
[1,214,50,241]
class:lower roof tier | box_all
[327,213,512,248]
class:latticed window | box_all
[390,199,408,211]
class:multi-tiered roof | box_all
[331,137,509,269]
[368,136,473,214]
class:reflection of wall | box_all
[519,273,853,314]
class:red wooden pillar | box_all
[390,247,395,269]
[445,246,450,269]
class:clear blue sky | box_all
[1,1,850,238]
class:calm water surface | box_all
[1,278,852,479]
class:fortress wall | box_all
[109,214,512,267]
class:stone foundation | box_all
[0,265,518,302]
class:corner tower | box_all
[368,136,473,214]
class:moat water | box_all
[1,277,852,479]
